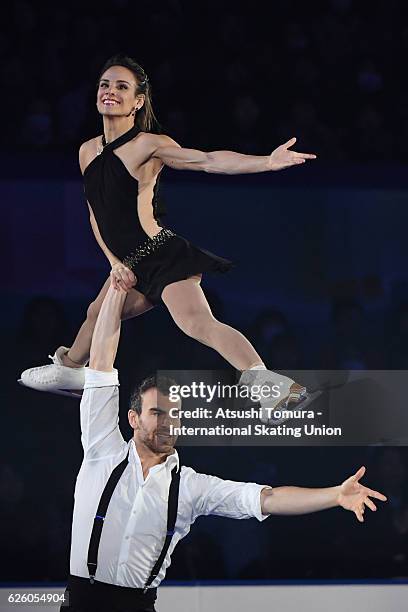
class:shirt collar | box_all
[129,439,180,472]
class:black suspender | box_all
[87,450,131,583]
[143,465,180,592]
[86,449,181,590]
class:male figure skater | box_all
[61,285,386,611]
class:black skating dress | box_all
[83,124,234,305]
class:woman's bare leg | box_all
[62,278,154,367]
[161,275,264,371]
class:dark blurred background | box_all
[2,0,408,161]
[1,0,408,585]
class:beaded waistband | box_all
[122,228,176,269]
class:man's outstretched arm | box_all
[89,286,127,371]
[261,466,387,523]
[80,286,128,460]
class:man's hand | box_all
[268,137,316,171]
[110,262,136,292]
[337,466,387,523]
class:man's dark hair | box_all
[97,53,161,133]
[130,374,178,415]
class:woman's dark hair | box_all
[97,54,161,133]
[130,374,178,415]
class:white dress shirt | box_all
[69,368,271,588]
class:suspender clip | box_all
[89,575,95,585]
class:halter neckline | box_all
[102,124,141,151]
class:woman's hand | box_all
[268,137,316,171]
[110,262,136,292]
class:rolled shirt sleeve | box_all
[84,368,119,389]
[80,367,126,460]
[182,467,272,523]
[241,482,272,522]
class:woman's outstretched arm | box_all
[151,135,316,174]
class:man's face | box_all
[129,388,181,454]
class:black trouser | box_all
[60,575,157,612]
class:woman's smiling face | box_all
[96,65,144,117]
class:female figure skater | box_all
[20,54,316,416]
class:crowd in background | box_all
[2,0,408,161]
